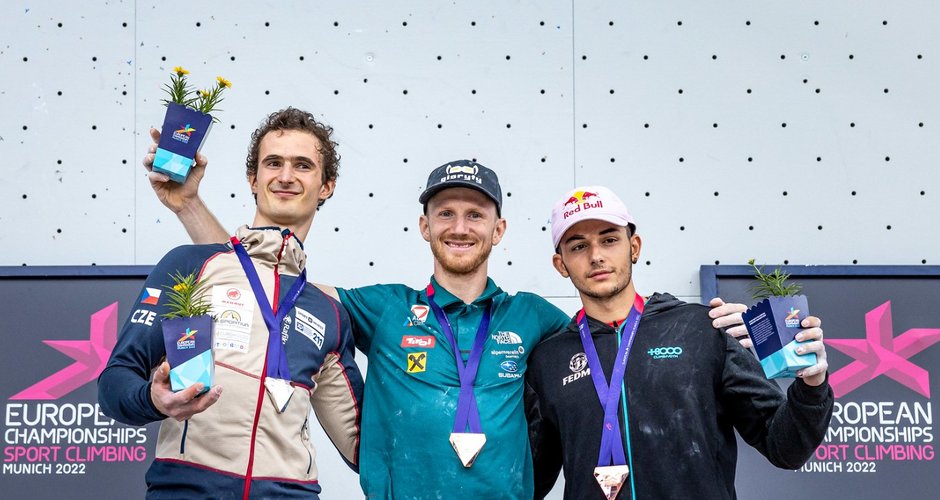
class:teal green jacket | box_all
[339,277,568,499]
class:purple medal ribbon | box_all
[425,284,492,434]
[576,294,645,467]
[232,237,306,382]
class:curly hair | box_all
[245,107,340,207]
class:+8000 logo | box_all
[647,346,683,359]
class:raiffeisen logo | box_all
[176,328,197,350]
[10,303,118,400]
[562,190,603,219]
[785,307,801,327]
[827,301,940,398]
[172,124,196,144]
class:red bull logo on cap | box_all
[562,190,604,219]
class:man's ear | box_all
[630,233,642,264]
[491,218,507,246]
[319,178,336,202]
[249,174,258,195]
[552,252,569,278]
[419,215,431,242]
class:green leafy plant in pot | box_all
[152,67,231,183]
[161,270,215,393]
[740,260,816,379]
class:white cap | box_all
[550,186,636,248]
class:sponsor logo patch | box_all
[562,352,590,386]
[569,352,588,373]
[293,307,325,349]
[500,360,519,373]
[441,163,482,185]
[498,359,521,378]
[407,352,427,373]
[647,346,683,359]
[404,304,430,326]
[490,346,525,358]
[491,331,522,345]
[562,190,605,220]
[401,335,436,348]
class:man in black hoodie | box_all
[525,185,834,500]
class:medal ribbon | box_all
[576,294,644,467]
[426,284,491,434]
[232,237,306,382]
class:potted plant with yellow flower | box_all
[161,270,215,393]
[741,259,816,379]
[153,66,232,183]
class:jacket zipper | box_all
[179,419,188,454]
[241,233,290,500]
[302,416,313,475]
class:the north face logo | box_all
[491,331,522,345]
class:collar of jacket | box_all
[426,275,502,309]
[233,225,306,276]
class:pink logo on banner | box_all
[10,302,118,400]
[827,301,940,399]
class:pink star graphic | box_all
[11,302,118,400]
[827,301,940,398]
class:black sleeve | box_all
[525,372,563,499]
[720,334,834,469]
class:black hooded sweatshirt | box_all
[525,293,833,499]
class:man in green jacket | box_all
[142,140,748,498]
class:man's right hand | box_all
[143,128,208,214]
[150,361,222,421]
[141,127,230,244]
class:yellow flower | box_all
[173,66,190,76]
[216,76,232,89]
[173,283,188,292]
[199,89,211,98]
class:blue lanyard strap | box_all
[576,294,644,467]
[425,283,491,434]
[232,236,306,381]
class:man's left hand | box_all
[708,297,749,347]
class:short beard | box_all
[431,238,492,275]
[579,278,630,301]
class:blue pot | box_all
[153,103,214,184]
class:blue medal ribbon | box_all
[576,294,644,467]
[232,236,306,383]
[425,284,491,434]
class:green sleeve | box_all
[336,285,392,355]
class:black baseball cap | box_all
[418,159,503,215]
